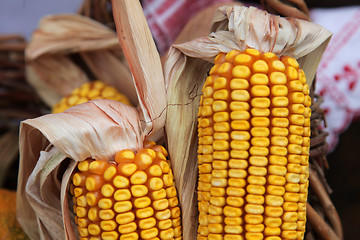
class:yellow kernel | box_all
[247,185,265,195]
[271,85,288,96]
[225,50,240,62]
[245,224,265,233]
[136,207,154,219]
[264,227,281,236]
[250,146,269,156]
[266,195,284,207]
[247,176,266,185]
[119,232,139,240]
[245,214,263,225]
[252,60,269,73]
[246,194,264,205]
[88,207,100,221]
[248,166,267,176]
[234,53,253,65]
[227,179,245,188]
[286,173,300,183]
[230,150,248,159]
[231,90,250,101]
[214,112,229,122]
[269,72,287,84]
[99,209,115,220]
[251,98,270,108]
[101,231,119,240]
[231,131,250,141]
[225,217,243,226]
[230,101,249,111]
[233,65,251,78]
[270,146,287,156]
[270,60,285,71]
[267,175,286,185]
[268,165,287,176]
[225,225,243,234]
[283,202,298,212]
[271,136,288,146]
[272,108,289,117]
[272,96,288,107]
[249,156,268,167]
[231,120,250,130]
[226,196,244,207]
[86,175,105,191]
[213,140,229,151]
[119,222,137,234]
[113,175,130,188]
[88,224,101,235]
[134,197,151,209]
[224,206,243,217]
[271,117,289,128]
[230,78,249,90]
[283,193,300,202]
[251,117,270,127]
[285,66,299,80]
[214,89,229,100]
[114,189,131,201]
[214,132,229,140]
[114,201,132,213]
[230,140,250,150]
[214,122,230,132]
[267,186,285,196]
[100,220,117,231]
[251,138,270,147]
[251,127,270,137]
[166,187,177,198]
[250,73,269,85]
[98,198,113,209]
[218,62,233,78]
[130,171,148,185]
[265,206,283,218]
[251,85,270,97]
[227,187,245,197]
[214,77,228,90]
[251,108,270,117]
[269,156,287,166]
[271,127,288,136]
[230,110,250,120]
[116,212,135,225]
[73,173,86,186]
[282,212,298,222]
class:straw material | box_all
[164,5,332,240]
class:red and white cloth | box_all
[310,6,360,151]
[143,0,360,151]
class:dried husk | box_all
[26,14,137,107]
[164,5,332,240]
[17,0,167,239]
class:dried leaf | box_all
[164,6,332,240]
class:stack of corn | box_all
[70,142,182,240]
[197,49,310,240]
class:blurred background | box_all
[1,0,359,239]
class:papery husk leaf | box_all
[112,0,167,140]
[26,13,135,107]
[81,50,138,105]
[26,55,89,107]
[26,14,119,60]
[164,5,332,240]
[17,100,143,239]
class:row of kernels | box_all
[198,73,216,239]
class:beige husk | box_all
[164,5,332,240]
[17,0,167,239]
[25,14,137,107]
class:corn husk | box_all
[17,0,167,239]
[25,14,137,107]
[164,5,332,240]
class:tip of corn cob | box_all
[70,141,182,240]
[52,81,132,113]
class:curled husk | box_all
[164,5,332,240]
[17,0,167,239]
[25,14,137,107]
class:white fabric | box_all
[310,6,360,151]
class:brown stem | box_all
[307,203,342,240]
[309,168,343,239]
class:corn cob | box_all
[70,141,182,240]
[52,81,132,113]
[197,49,310,240]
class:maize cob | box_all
[70,141,182,240]
[52,81,131,113]
[197,49,310,240]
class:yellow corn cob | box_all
[70,141,182,240]
[52,81,132,113]
[197,49,310,240]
